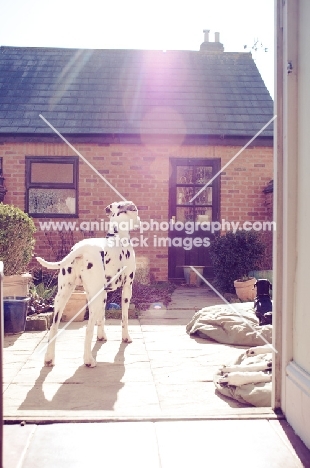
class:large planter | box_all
[234,277,256,301]
[61,290,87,322]
[4,296,30,334]
[3,273,32,298]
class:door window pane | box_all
[176,187,194,205]
[194,187,212,205]
[195,166,213,184]
[176,207,195,222]
[176,207,213,223]
[196,207,212,223]
[176,166,194,184]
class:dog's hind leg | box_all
[84,289,106,367]
[121,283,132,343]
[44,277,76,366]
[96,291,108,342]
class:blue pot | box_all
[3,297,30,334]
[107,302,121,310]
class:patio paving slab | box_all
[4,317,266,421]
[3,287,275,421]
[3,419,310,468]
[3,287,310,468]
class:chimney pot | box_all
[215,32,220,43]
[203,29,210,42]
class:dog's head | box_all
[254,279,272,296]
[105,201,140,230]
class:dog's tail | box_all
[36,257,62,270]
[36,249,79,270]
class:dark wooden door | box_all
[168,158,221,280]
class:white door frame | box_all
[273,0,299,411]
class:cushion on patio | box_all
[186,302,272,346]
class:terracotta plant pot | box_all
[3,273,32,298]
[234,277,256,301]
[61,290,87,322]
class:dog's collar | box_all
[105,232,131,246]
[106,226,119,238]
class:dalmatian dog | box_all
[218,371,272,387]
[220,359,272,374]
[36,201,140,368]
[246,344,273,356]
[218,344,273,387]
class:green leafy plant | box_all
[31,267,58,290]
[28,281,57,315]
[30,282,57,300]
[0,203,36,276]
[209,230,266,294]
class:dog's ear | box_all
[105,201,138,217]
[126,205,137,212]
[105,204,113,217]
[120,202,137,213]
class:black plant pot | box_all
[3,297,30,334]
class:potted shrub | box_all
[0,203,36,297]
[209,230,265,300]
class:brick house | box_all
[0,34,273,281]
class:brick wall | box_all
[260,188,274,270]
[0,141,273,280]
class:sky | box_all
[0,0,274,96]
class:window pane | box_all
[31,163,74,184]
[29,188,76,214]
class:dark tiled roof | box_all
[0,46,273,137]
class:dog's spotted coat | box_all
[36,201,140,367]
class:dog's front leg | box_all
[219,371,272,386]
[121,284,132,343]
